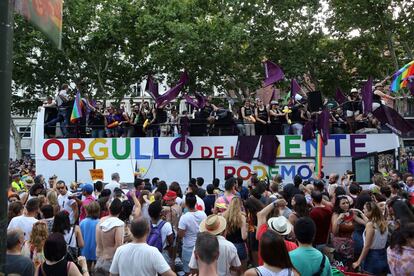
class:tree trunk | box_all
[10,118,22,160]
[386,31,400,71]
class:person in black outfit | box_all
[88,101,106,138]
[196,177,206,199]
[255,98,269,135]
[156,106,168,137]
[130,103,145,137]
[268,101,285,135]
[39,232,89,275]
[43,96,58,138]
[203,184,216,216]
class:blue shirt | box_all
[238,186,249,200]
[203,194,216,216]
[289,247,332,276]
[80,217,99,261]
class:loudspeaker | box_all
[307,91,323,112]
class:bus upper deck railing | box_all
[42,120,393,139]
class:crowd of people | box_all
[42,82,395,139]
[5,156,414,276]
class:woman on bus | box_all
[240,99,255,136]
[254,98,269,135]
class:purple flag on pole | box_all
[291,79,301,100]
[234,136,260,164]
[335,88,347,104]
[408,160,414,175]
[195,92,207,109]
[156,72,189,107]
[302,120,316,141]
[184,92,207,109]
[317,109,330,144]
[257,136,280,166]
[362,77,373,114]
[145,75,159,100]
[263,60,285,87]
[184,94,199,109]
[372,105,414,136]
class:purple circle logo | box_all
[170,137,194,158]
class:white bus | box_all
[35,108,400,187]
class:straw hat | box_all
[199,214,227,236]
[267,216,293,236]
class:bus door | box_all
[189,158,215,184]
[75,159,96,183]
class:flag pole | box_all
[0,0,14,271]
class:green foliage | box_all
[12,0,414,112]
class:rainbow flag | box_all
[315,133,323,179]
[391,60,414,92]
[14,0,63,49]
[70,91,83,123]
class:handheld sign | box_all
[89,169,104,181]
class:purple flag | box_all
[234,136,260,164]
[362,77,373,114]
[156,72,189,107]
[263,60,285,87]
[335,88,347,104]
[372,105,414,136]
[184,94,199,109]
[408,160,414,175]
[302,120,316,142]
[195,92,207,109]
[145,75,159,100]
[317,109,330,144]
[291,79,301,100]
[184,92,207,109]
[257,136,280,166]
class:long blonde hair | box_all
[30,222,48,252]
[365,202,387,234]
[223,197,244,234]
[47,190,58,206]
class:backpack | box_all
[147,220,167,252]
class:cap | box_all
[163,190,177,201]
[81,183,94,194]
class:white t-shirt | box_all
[7,215,38,241]
[109,243,171,276]
[189,235,241,276]
[56,89,68,107]
[178,211,207,248]
[175,197,183,206]
[152,220,173,250]
[58,193,76,224]
[64,226,77,247]
[105,181,120,193]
